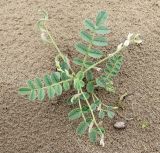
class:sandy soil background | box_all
[0,0,160,153]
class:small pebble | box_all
[113,121,126,129]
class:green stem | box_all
[78,90,86,121]
[44,26,75,75]
[80,89,103,135]
[93,93,118,110]
[84,49,121,73]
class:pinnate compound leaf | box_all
[19,87,31,95]
[47,86,55,98]
[37,88,45,101]
[93,37,108,46]
[88,48,103,58]
[75,43,88,55]
[89,128,97,143]
[76,121,89,136]
[80,31,92,43]
[96,11,108,26]
[68,108,82,120]
[73,58,94,68]
[105,55,123,78]
[96,75,108,88]
[84,19,95,31]
[86,81,94,93]
[96,76,115,92]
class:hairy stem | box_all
[78,90,86,121]
[44,25,75,75]
[84,48,121,73]
[80,89,103,135]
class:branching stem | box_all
[84,47,121,73]
[80,89,103,135]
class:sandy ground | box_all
[0,0,160,153]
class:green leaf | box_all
[96,75,108,88]
[60,61,69,71]
[19,87,31,95]
[68,108,82,120]
[96,11,108,26]
[75,43,88,55]
[107,111,115,119]
[95,26,110,35]
[91,103,97,111]
[51,72,60,83]
[105,81,115,93]
[96,76,115,92]
[66,97,79,105]
[93,37,108,46]
[83,61,95,68]
[76,71,84,80]
[80,31,92,43]
[73,58,94,68]
[80,92,90,100]
[47,86,55,98]
[105,55,123,78]
[73,58,83,66]
[63,81,70,91]
[82,106,90,113]
[76,121,89,136]
[70,95,79,104]
[99,111,105,119]
[44,75,52,86]
[96,127,105,135]
[84,19,95,31]
[88,48,103,58]
[86,70,93,81]
[35,77,43,88]
[61,72,69,80]
[86,81,94,93]
[29,90,36,101]
[54,84,62,96]
[74,78,85,90]
[91,100,101,111]
[27,80,35,89]
[89,128,97,143]
[37,88,45,101]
